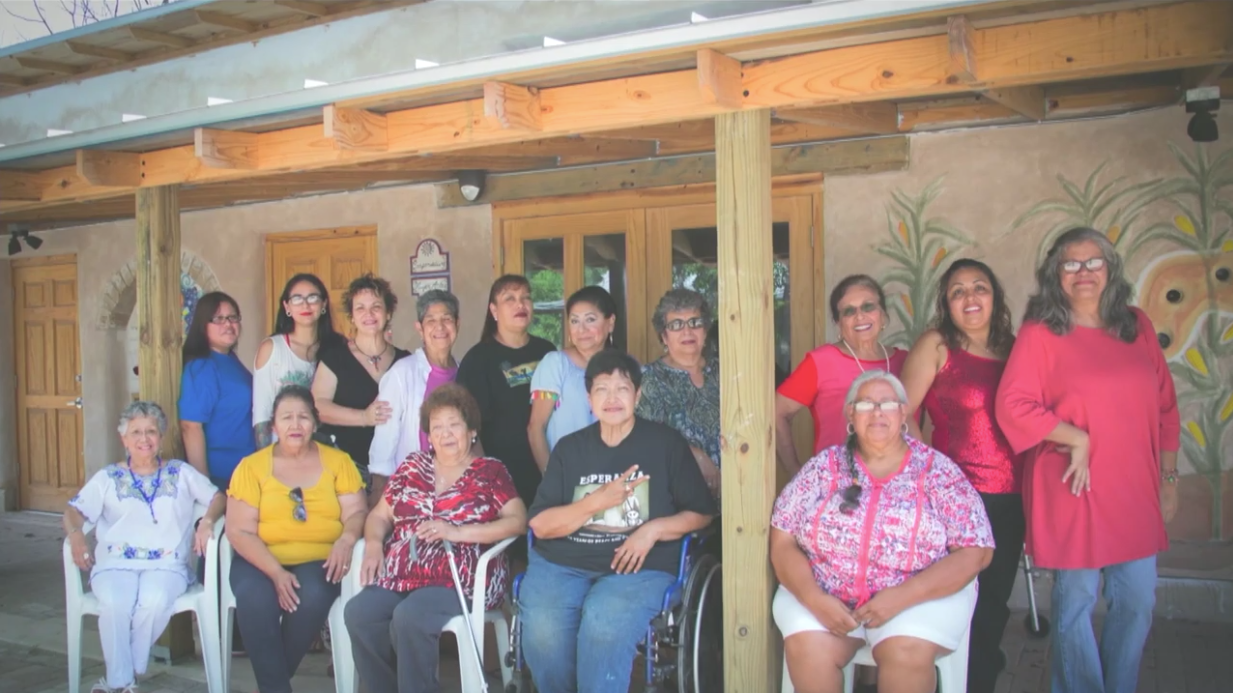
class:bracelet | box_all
[1162,469,1179,484]
[67,527,82,536]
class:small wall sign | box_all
[410,238,451,296]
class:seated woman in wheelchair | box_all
[65,401,225,693]
[345,383,526,693]
[772,371,994,693]
[225,385,367,693]
[521,349,717,693]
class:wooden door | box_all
[12,256,84,511]
[265,226,378,337]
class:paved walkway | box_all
[1,511,1229,693]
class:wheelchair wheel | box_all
[676,554,723,693]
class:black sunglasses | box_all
[289,487,307,522]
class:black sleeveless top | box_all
[316,341,409,472]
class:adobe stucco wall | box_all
[0,184,492,505]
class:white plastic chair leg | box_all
[841,661,857,693]
[329,598,357,693]
[195,607,222,693]
[220,607,234,692]
[67,606,83,693]
[492,616,513,688]
[781,652,792,693]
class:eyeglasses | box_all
[209,314,242,325]
[852,400,902,413]
[289,487,307,522]
[287,294,323,306]
[840,302,880,319]
[838,483,862,515]
[1060,257,1106,274]
[665,317,706,332]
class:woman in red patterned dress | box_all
[344,383,527,693]
[772,371,994,693]
[900,258,1022,693]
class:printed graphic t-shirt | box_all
[456,336,555,505]
[529,418,718,575]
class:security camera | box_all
[1185,86,1219,143]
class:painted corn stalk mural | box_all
[877,177,973,349]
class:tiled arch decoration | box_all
[98,251,221,330]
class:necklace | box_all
[355,340,390,368]
[841,339,890,373]
[127,456,164,524]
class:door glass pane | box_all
[672,223,791,378]
[583,234,628,352]
[523,238,564,348]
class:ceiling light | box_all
[1185,86,1220,143]
[456,170,486,202]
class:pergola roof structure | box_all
[0,0,1229,227]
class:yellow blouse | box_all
[227,444,364,565]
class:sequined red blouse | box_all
[922,348,1022,494]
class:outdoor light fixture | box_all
[7,228,43,255]
[1185,86,1220,143]
[457,170,486,202]
[7,234,19,256]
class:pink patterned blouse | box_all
[771,437,994,608]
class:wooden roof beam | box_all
[273,1,332,18]
[76,150,141,186]
[324,105,388,152]
[774,103,900,135]
[483,82,542,131]
[66,41,134,62]
[0,170,44,201]
[194,10,258,34]
[15,57,84,76]
[1183,62,1231,90]
[194,129,259,169]
[946,16,1044,120]
[696,49,743,109]
[0,74,28,87]
[128,27,194,49]
[983,86,1046,121]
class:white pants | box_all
[773,581,977,651]
[91,570,189,688]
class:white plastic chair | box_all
[781,624,970,693]
[63,506,224,693]
[219,532,358,693]
[335,536,516,693]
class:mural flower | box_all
[876,177,973,348]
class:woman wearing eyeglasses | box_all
[636,289,722,498]
[775,275,908,478]
[179,291,256,491]
[254,274,342,447]
[226,385,366,693]
[772,370,993,693]
[996,228,1179,693]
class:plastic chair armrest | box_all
[343,538,367,600]
[471,536,516,618]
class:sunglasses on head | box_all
[289,487,307,522]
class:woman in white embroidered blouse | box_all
[65,401,225,693]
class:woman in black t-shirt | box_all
[456,275,555,508]
[520,350,716,693]
[312,274,409,487]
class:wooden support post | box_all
[136,186,191,663]
[716,108,776,693]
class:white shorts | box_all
[772,581,977,652]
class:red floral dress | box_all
[771,437,994,608]
[378,452,518,610]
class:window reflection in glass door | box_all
[583,233,628,352]
[522,237,564,347]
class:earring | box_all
[286,310,292,316]
[846,422,855,435]
[900,422,909,435]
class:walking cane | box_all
[443,539,489,693]
[1021,547,1050,638]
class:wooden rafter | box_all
[76,150,141,187]
[14,57,84,75]
[274,1,332,18]
[128,27,194,49]
[65,41,133,62]
[774,103,900,135]
[3,1,1231,216]
[194,129,260,169]
[194,11,258,34]
[483,82,543,131]
[324,106,389,152]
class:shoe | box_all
[89,679,112,693]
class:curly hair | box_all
[651,288,712,343]
[932,258,1016,358]
[342,273,398,321]
[117,401,168,435]
[419,383,482,436]
[1024,227,1138,343]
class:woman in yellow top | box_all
[225,385,367,693]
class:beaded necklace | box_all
[127,456,164,524]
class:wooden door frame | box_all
[10,253,80,511]
[263,225,378,323]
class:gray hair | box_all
[651,288,712,342]
[1024,227,1138,343]
[117,400,169,435]
[415,290,460,324]
[844,370,909,406]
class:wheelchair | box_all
[504,531,724,693]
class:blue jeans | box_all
[1050,555,1156,693]
[520,551,675,693]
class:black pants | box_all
[967,492,1026,693]
[231,555,340,693]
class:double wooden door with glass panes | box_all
[495,186,824,467]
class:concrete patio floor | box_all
[1,510,1229,693]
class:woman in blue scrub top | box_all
[179,291,256,491]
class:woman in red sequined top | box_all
[772,370,993,693]
[900,258,1023,693]
[344,383,526,693]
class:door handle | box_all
[66,397,82,409]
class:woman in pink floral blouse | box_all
[772,371,994,693]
